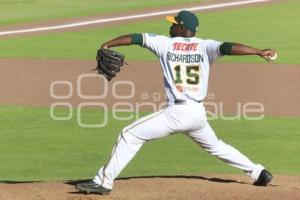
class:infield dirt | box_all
[0,59,299,116]
[1,175,300,200]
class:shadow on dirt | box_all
[0,180,43,184]
[0,175,250,186]
[66,175,249,186]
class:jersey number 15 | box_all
[174,65,201,85]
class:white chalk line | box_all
[0,0,268,36]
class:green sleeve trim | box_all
[130,34,143,46]
[219,42,235,55]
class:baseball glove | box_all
[95,48,125,81]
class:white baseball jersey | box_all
[142,33,222,104]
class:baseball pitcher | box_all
[76,10,276,195]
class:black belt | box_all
[174,100,202,105]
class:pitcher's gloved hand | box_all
[95,48,125,81]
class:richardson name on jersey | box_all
[166,52,204,63]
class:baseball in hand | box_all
[268,52,277,61]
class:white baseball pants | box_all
[94,101,264,189]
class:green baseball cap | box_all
[166,10,199,32]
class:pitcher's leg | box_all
[187,122,264,181]
[94,110,174,189]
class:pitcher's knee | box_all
[120,130,145,145]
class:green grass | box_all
[0,0,204,26]
[0,105,299,181]
[0,1,299,64]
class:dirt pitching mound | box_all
[1,175,299,200]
